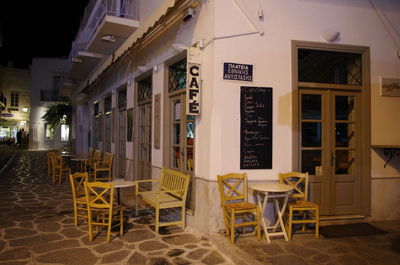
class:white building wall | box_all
[74,0,400,236]
[29,58,68,150]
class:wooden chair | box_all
[217,173,261,244]
[89,152,114,181]
[135,168,190,233]
[87,150,102,179]
[279,172,319,239]
[84,181,125,242]
[51,154,71,184]
[69,172,89,226]
[47,151,55,177]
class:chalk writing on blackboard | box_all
[240,86,272,169]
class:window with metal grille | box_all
[118,89,127,110]
[168,58,187,93]
[94,102,100,116]
[137,75,152,103]
[298,49,362,85]
[10,92,19,107]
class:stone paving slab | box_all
[0,151,233,265]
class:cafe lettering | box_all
[186,63,201,115]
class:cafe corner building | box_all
[62,0,400,236]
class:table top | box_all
[250,183,293,193]
[112,179,135,188]
[70,157,88,161]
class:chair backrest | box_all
[159,168,190,200]
[88,147,95,158]
[101,152,114,167]
[51,154,62,168]
[84,181,115,209]
[90,150,102,163]
[279,172,309,200]
[217,173,248,206]
[69,172,89,199]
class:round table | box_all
[112,179,135,205]
[250,182,293,243]
[70,157,88,172]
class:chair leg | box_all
[87,208,93,241]
[155,207,159,233]
[315,207,319,239]
[73,203,78,226]
[230,210,235,244]
[288,207,293,240]
[107,210,112,242]
[181,206,185,229]
[120,208,124,236]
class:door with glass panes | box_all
[137,75,152,181]
[300,90,362,215]
[117,89,127,178]
[167,58,195,211]
[296,44,369,216]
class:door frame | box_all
[291,40,371,217]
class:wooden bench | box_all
[135,168,190,233]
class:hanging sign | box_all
[186,63,201,115]
[223,62,253,82]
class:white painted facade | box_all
[70,0,400,236]
[29,58,70,150]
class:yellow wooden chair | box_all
[47,151,56,177]
[69,172,89,226]
[51,154,71,184]
[217,173,261,244]
[89,152,114,181]
[84,181,124,242]
[279,172,319,239]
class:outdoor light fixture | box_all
[101,34,116,43]
[321,30,341,42]
[172,42,188,52]
[22,107,28,113]
[71,57,82,63]
[137,66,147,73]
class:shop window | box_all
[168,59,187,93]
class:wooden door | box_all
[117,110,126,178]
[138,103,152,180]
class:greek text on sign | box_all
[186,63,201,115]
[223,62,253,82]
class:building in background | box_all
[58,0,400,236]
[0,64,31,146]
[29,58,71,150]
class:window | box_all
[45,124,54,140]
[61,125,69,142]
[11,92,19,107]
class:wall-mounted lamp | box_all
[22,107,28,113]
[101,34,116,43]
[172,42,188,52]
[321,30,341,43]
[71,57,82,63]
[137,66,147,73]
[153,65,158,72]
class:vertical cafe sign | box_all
[240,86,272,169]
[186,63,201,115]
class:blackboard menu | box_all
[240,86,272,169]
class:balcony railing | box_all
[76,0,139,48]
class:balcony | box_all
[66,0,140,80]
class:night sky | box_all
[0,1,90,69]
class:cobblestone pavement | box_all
[0,151,233,265]
[1,150,400,265]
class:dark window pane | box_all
[298,49,362,85]
[138,75,152,102]
[302,122,322,147]
[336,96,354,120]
[302,94,321,120]
[169,59,187,93]
[301,150,322,175]
[335,123,353,147]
